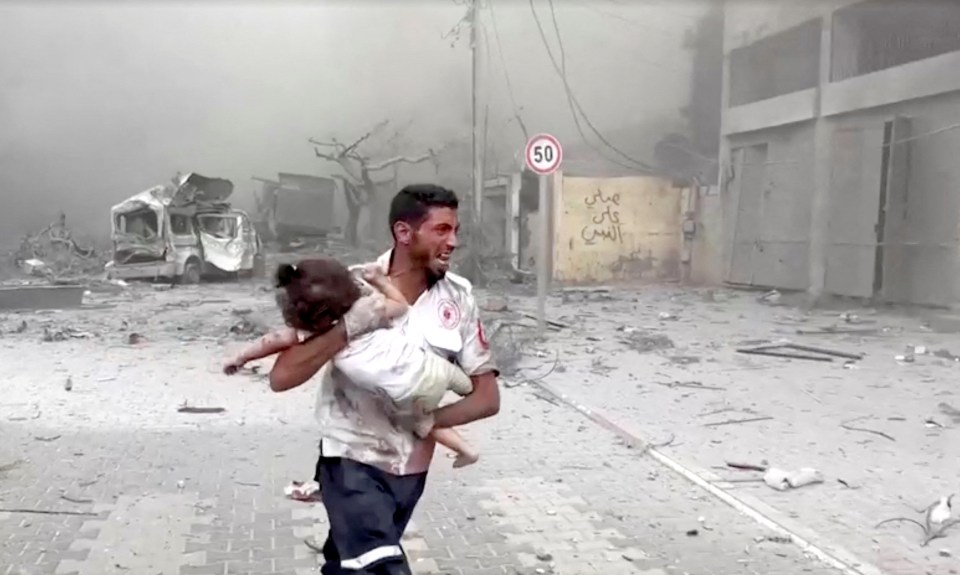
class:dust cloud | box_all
[0,0,708,245]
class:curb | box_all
[528,379,885,575]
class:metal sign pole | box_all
[537,174,548,337]
[524,133,562,339]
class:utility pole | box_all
[470,0,483,225]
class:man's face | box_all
[406,207,459,279]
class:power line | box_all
[530,0,657,172]
[486,0,530,142]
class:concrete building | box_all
[719,0,960,306]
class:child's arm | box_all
[223,327,300,375]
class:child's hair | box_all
[274,258,362,334]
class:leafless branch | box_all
[367,150,437,172]
[312,147,341,162]
[340,120,390,157]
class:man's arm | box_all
[269,324,348,392]
[268,289,390,392]
[432,371,500,428]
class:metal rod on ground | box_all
[537,174,548,336]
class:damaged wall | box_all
[689,187,725,286]
[551,175,683,284]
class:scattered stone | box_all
[42,326,92,342]
[481,297,508,312]
[64,377,72,391]
[536,552,553,562]
[617,327,674,353]
[758,289,782,305]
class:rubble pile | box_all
[10,214,107,281]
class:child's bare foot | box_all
[452,451,479,468]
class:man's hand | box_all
[432,371,499,429]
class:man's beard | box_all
[425,266,445,287]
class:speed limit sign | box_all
[525,133,563,175]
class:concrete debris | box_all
[10,214,105,281]
[229,317,267,338]
[481,297,509,312]
[42,326,93,342]
[617,326,674,352]
[758,289,782,305]
[933,348,960,362]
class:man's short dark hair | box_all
[388,184,459,233]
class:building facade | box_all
[720,0,960,305]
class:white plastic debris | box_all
[762,467,824,491]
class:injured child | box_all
[223,257,480,468]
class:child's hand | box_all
[222,358,244,376]
[360,263,386,284]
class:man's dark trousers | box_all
[315,453,427,575]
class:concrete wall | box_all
[551,175,683,284]
[689,189,725,286]
[832,92,960,305]
[723,0,857,53]
[720,0,960,305]
[724,122,816,289]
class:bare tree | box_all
[308,121,439,246]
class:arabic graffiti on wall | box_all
[579,187,625,245]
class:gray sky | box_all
[0,0,705,243]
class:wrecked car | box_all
[105,173,265,283]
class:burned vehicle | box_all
[253,173,338,247]
[106,173,265,283]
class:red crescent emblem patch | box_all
[438,299,461,329]
[477,319,489,350]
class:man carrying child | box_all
[267,184,501,575]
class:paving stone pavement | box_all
[0,283,843,575]
[504,285,960,575]
[0,383,842,575]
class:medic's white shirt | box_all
[313,250,498,476]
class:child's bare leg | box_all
[430,427,479,468]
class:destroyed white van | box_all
[105,173,265,283]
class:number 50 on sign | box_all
[525,134,563,176]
